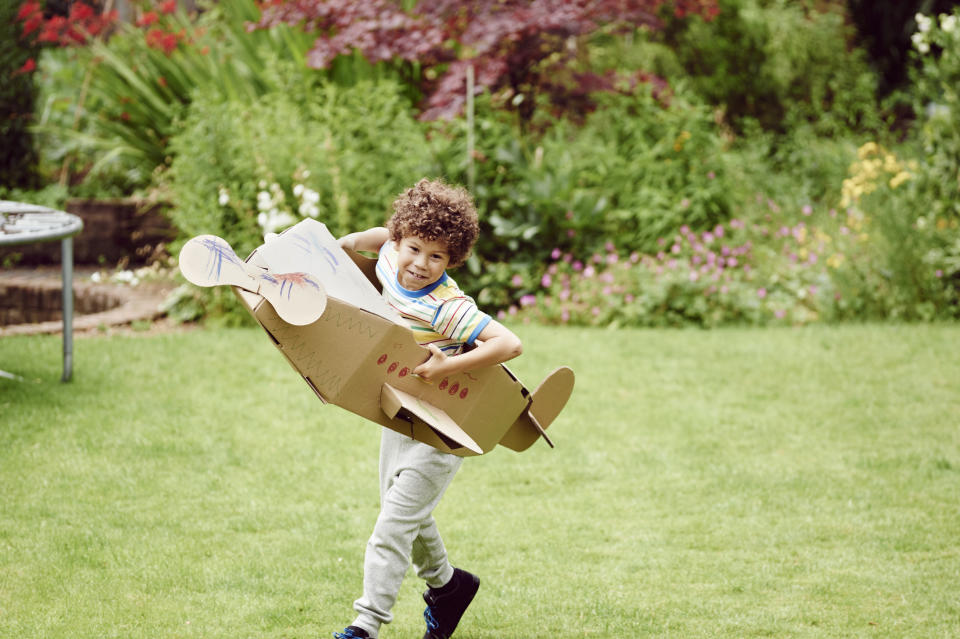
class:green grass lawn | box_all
[1,323,958,638]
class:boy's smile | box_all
[395,236,450,291]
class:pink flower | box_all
[757,287,767,298]
[561,309,570,323]
[520,294,536,307]
[550,247,562,260]
[511,274,523,287]
[625,294,635,303]
[680,198,691,209]
[936,270,944,278]
[775,309,786,319]
[707,171,716,180]
[714,225,724,238]
[572,261,583,272]
[591,307,601,316]
[671,244,681,254]
[583,265,596,278]
[541,273,552,288]
[567,229,575,238]
[802,204,813,216]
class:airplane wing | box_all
[380,383,483,455]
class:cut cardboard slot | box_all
[179,219,574,456]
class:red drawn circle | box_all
[449,382,460,395]
[459,387,469,399]
[399,367,409,377]
[377,354,388,365]
[388,362,398,373]
[439,378,449,391]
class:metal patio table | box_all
[1,201,84,382]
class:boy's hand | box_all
[414,344,452,382]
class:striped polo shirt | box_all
[376,241,490,354]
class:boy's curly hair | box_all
[387,178,479,267]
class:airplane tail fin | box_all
[498,366,575,452]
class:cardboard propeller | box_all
[178,235,327,326]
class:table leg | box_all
[61,236,74,382]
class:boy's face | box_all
[396,236,450,290]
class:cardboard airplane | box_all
[178,219,574,456]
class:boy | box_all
[333,178,523,639]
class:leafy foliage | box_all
[657,0,882,136]
[255,0,719,124]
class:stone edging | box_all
[0,270,172,337]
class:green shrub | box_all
[657,0,882,136]
[165,77,436,257]
[429,86,735,307]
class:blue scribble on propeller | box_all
[201,237,244,281]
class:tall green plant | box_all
[35,0,316,185]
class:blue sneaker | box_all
[333,626,369,639]
[422,567,480,639]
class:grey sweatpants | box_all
[352,428,463,637]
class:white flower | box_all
[257,209,296,234]
[257,191,273,212]
[916,13,932,32]
[299,201,319,218]
[217,187,229,206]
[293,183,305,198]
[942,14,957,33]
[918,41,930,54]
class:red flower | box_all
[37,24,61,44]
[138,11,159,27]
[159,0,177,15]
[69,2,95,22]
[146,28,179,55]
[13,57,36,75]
[21,14,42,36]
[16,1,41,21]
[121,112,131,121]
[157,76,168,87]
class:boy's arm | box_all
[338,226,389,253]
[413,319,523,382]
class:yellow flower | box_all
[857,142,879,159]
[889,171,912,189]
[827,254,845,268]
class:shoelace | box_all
[424,605,440,631]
